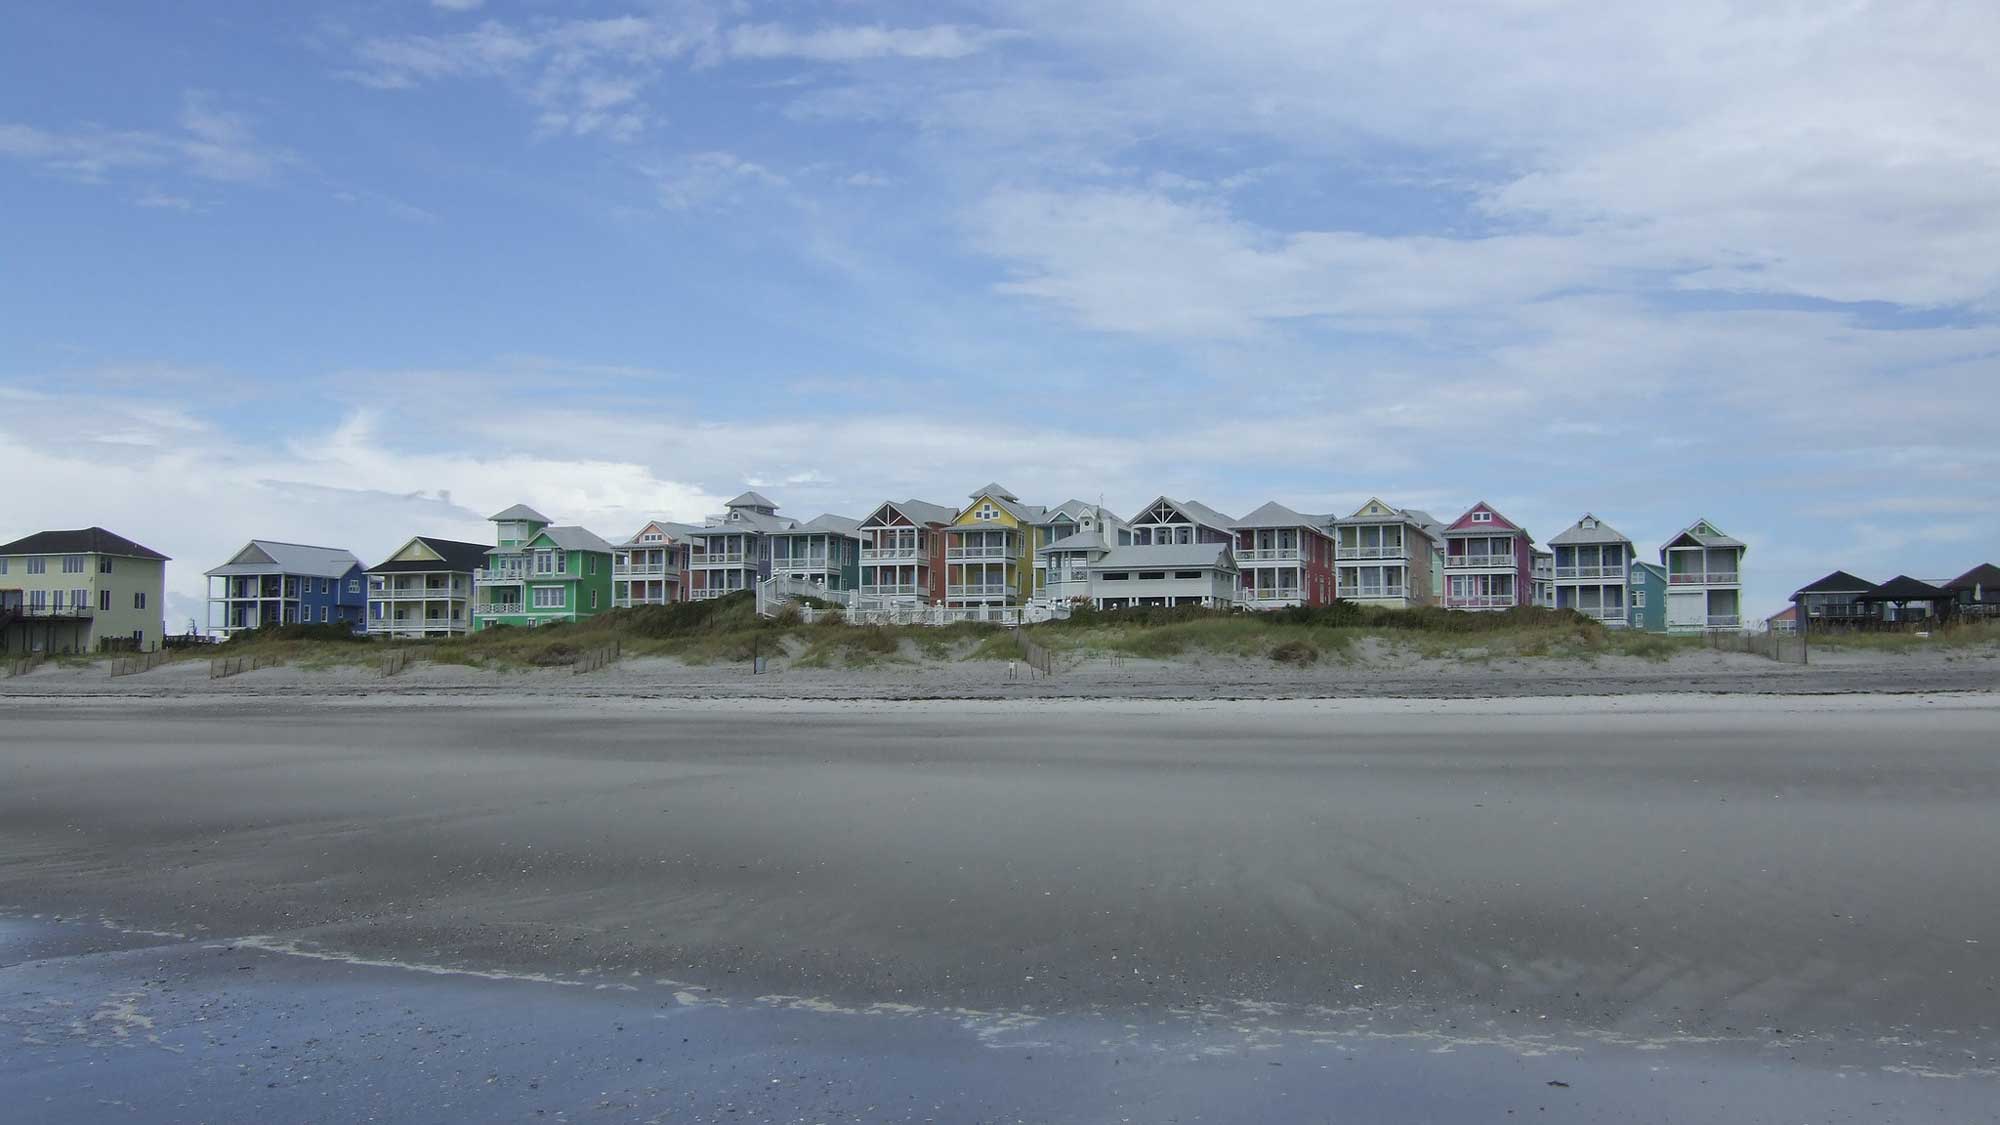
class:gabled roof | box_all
[1631,560,1667,580]
[1037,499,1094,524]
[1129,495,1236,531]
[969,482,1019,502]
[1233,500,1322,530]
[1548,514,1632,546]
[1664,518,1746,550]
[1792,570,1876,598]
[488,503,551,523]
[727,490,778,510]
[959,483,1038,524]
[702,507,792,534]
[1039,527,1112,555]
[1857,575,1952,602]
[1443,502,1524,536]
[206,540,362,578]
[1092,542,1237,571]
[1405,509,1446,539]
[0,526,169,561]
[616,520,706,548]
[1945,563,2000,592]
[1767,605,1799,624]
[518,526,615,554]
[862,499,957,528]
[367,537,492,574]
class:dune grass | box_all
[1803,619,2000,653]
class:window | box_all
[347,578,359,594]
[590,590,599,609]
[28,557,46,574]
[133,629,144,646]
[320,606,329,623]
[1139,571,1166,580]
[1102,572,1129,581]
[1174,570,1201,579]
[1471,511,1492,523]
[100,589,112,611]
[63,555,84,573]
[100,557,114,573]
[29,590,46,609]
[587,556,596,576]
[0,558,7,574]
[133,591,147,609]
[532,585,565,608]
[1634,591,1647,608]
[73,588,88,608]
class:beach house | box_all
[472,504,615,629]
[1660,519,1745,632]
[1233,501,1336,608]
[856,499,955,607]
[1628,561,1667,632]
[612,520,700,608]
[689,492,789,601]
[944,483,1044,609]
[767,514,863,594]
[1441,502,1532,611]
[1330,499,1439,608]
[0,527,169,654]
[207,540,366,636]
[365,536,489,638]
[1549,514,1634,626]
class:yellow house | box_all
[1,527,170,654]
[944,483,1044,607]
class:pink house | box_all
[1441,502,1533,611]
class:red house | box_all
[1233,501,1337,608]
[1441,501,1533,611]
[856,499,956,607]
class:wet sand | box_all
[3,694,1998,1120]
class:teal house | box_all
[1628,561,1668,633]
[471,504,615,630]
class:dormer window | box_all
[1471,511,1493,523]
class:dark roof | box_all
[1792,570,1875,598]
[1856,575,1952,602]
[367,537,493,574]
[0,526,169,560]
[1945,563,2000,591]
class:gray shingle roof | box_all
[1037,499,1094,523]
[1039,527,1110,555]
[1092,542,1236,571]
[1665,519,1746,550]
[1233,501,1316,529]
[367,537,492,574]
[1548,514,1633,546]
[535,526,616,553]
[969,482,1019,501]
[0,526,169,560]
[488,503,551,523]
[865,499,956,528]
[727,490,778,510]
[785,514,863,536]
[207,540,363,578]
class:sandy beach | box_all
[4,692,1998,1121]
[2,639,1995,700]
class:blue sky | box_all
[3,0,1997,629]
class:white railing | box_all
[772,559,832,572]
[1707,614,1742,628]
[475,602,523,616]
[372,586,464,599]
[1238,548,1302,562]
[614,562,673,578]
[947,583,1014,598]
[690,586,747,601]
[370,616,464,634]
[860,583,924,596]
[860,547,922,562]
[1578,605,1628,623]
[1339,585,1408,599]
[1335,545,1401,560]
[474,568,528,584]
[1445,555,1513,570]
[831,602,1073,628]
[1669,572,1740,585]
[1449,594,1518,608]
[1243,588,1303,602]
[1554,565,1625,580]
[693,553,747,567]
[612,593,679,608]
[946,545,1010,560]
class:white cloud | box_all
[0,92,287,188]
[649,150,788,211]
[724,23,1014,62]
[431,0,483,11]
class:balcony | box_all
[1578,605,1628,623]
[860,583,925,597]
[475,602,523,617]
[9,602,94,620]
[1336,544,1402,560]
[474,568,529,585]
[946,545,1011,560]
[860,546,923,562]
[692,553,748,567]
[947,583,1014,598]
[1243,588,1303,603]
[689,586,746,601]
[612,593,678,608]
[1238,547,1302,562]
[1449,594,1518,608]
[1339,585,1408,599]
[1554,565,1625,580]
[372,584,465,599]
[369,616,463,635]
[1707,614,1742,628]
[613,562,675,578]
[1445,555,1513,570]
[1668,571,1740,586]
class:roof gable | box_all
[1445,502,1521,534]
[1859,574,1952,601]
[1548,513,1633,546]
[1234,500,1318,529]
[1792,569,1875,597]
[1946,562,2000,590]
[727,490,779,511]
[370,537,491,573]
[952,494,1023,528]
[208,540,362,578]
[488,503,551,524]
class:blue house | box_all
[1628,560,1668,633]
[206,540,368,636]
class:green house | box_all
[1628,561,1668,633]
[472,504,615,630]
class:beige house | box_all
[0,527,169,654]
